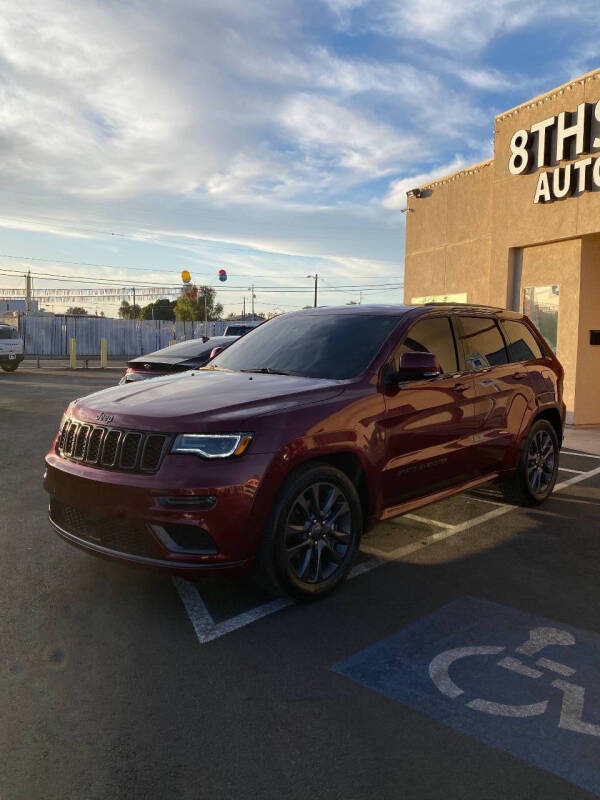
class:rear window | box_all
[458,317,508,371]
[150,338,213,358]
[0,326,19,340]
[502,320,544,362]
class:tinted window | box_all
[225,325,253,336]
[212,313,404,379]
[502,320,544,362]
[458,317,508,371]
[149,338,216,358]
[0,326,19,340]
[397,316,457,374]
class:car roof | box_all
[281,303,519,317]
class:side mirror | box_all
[385,351,442,385]
[209,346,225,359]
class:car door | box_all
[379,314,478,511]
[454,314,535,472]
[500,318,557,405]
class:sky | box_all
[0,0,599,316]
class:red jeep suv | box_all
[44,304,565,600]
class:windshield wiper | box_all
[240,367,296,376]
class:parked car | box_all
[0,323,24,372]
[44,304,564,600]
[119,335,239,384]
[223,321,262,336]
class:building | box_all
[404,68,600,425]
[0,298,38,313]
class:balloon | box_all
[181,270,191,283]
[218,269,227,282]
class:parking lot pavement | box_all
[3,369,600,799]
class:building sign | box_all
[508,101,600,203]
[411,293,467,304]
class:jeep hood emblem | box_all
[95,412,115,424]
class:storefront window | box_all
[522,285,559,353]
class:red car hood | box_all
[70,369,345,432]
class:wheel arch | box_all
[533,406,563,445]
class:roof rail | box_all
[423,302,504,311]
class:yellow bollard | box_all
[69,337,77,369]
[100,338,107,369]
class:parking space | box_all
[3,368,600,799]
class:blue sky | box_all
[0,0,598,315]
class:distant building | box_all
[0,298,39,313]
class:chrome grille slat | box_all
[56,420,168,474]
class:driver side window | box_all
[396,316,458,374]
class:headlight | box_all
[171,433,253,459]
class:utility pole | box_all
[203,288,208,337]
[25,270,32,313]
[248,284,256,317]
[306,273,318,307]
[242,296,246,320]
[131,287,136,314]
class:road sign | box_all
[333,597,600,795]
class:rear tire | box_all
[1,361,19,372]
[256,462,362,601]
[501,419,559,506]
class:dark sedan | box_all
[119,335,238,384]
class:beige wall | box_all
[404,68,600,424]
[575,236,600,424]
[403,162,493,305]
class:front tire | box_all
[1,361,19,372]
[501,419,559,506]
[257,463,362,601]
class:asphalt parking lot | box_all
[3,367,600,800]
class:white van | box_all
[0,324,24,372]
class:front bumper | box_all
[44,449,277,573]
[0,353,24,364]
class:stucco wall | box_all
[575,236,600,424]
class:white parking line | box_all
[176,457,600,646]
[403,513,455,530]
[173,555,383,645]
[561,450,600,460]
[558,467,585,474]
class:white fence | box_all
[14,315,228,358]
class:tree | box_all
[66,306,88,315]
[118,300,141,319]
[139,298,176,320]
[174,287,223,321]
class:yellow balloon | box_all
[181,270,191,283]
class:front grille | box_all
[56,419,169,474]
[50,499,158,558]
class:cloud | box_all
[0,0,598,316]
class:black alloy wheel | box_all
[284,482,352,584]
[526,428,556,496]
[501,418,559,506]
[258,463,362,600]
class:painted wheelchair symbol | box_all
[429,626,600,737]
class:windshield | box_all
[211,312,404,379]
[0,326,20,340]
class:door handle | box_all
[450,382,470,393]
[512,371,528,379]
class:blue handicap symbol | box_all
[332,597,600,796]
